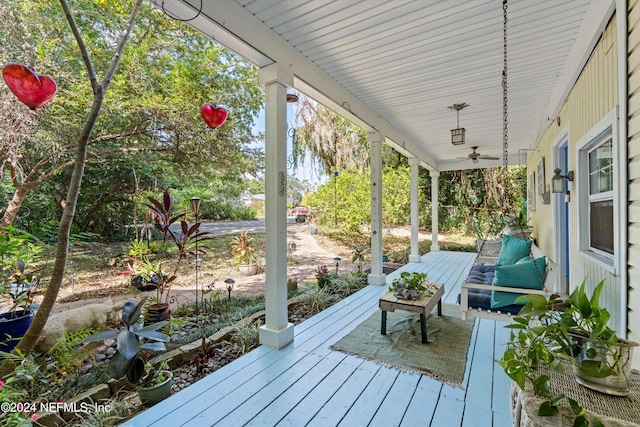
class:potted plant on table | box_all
[497,279,638,425]
[84,297,172,403]
[388,272,435,300]
[230,230,257,276]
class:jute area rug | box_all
[331,303,473,387]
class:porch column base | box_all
[259,323,294,349]
[368,274,386,286]
[409,255,421,263]
[430,244,440,252]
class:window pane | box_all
[589,139,613,195]
[590,200,613,254]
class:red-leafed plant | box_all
[143,190,211,305]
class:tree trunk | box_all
[0,0,144,377]
[0,185,29,228]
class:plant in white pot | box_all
[230,230,257,276]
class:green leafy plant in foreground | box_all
[497,279,624,427]
[84,297,170,384]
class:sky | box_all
[251,103,326,189]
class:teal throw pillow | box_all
[496,234,532,266]
[490,256,546,309]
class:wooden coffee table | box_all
[379,282,444,344]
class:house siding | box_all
[628,0,640,366]
[529,15,624,334]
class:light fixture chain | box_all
[502,0,508,169]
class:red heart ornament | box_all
[2,63,57,110]
[200,103,227,129]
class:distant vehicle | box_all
[292,206,309,216]
[292,206,309,223]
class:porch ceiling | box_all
[154,0,614,171]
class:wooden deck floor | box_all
[123,251,513,427]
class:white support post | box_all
[258,64,294,349]
[408,157,421,263]
[368,131,386,285]
[430,170,440,252]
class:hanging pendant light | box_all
[448,102,469,146]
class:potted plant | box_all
[125,257,161,291]
[137,360,173,405]
[503,198,532,240]
[388,271,435,300]
[84,297,170,387]
[497,279,638,424]
[230,230,257,276]
[142,190,211,322]
[0,227,42,352]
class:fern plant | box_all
[49,328,101,373]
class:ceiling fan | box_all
[464,146,500,164]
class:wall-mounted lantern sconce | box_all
[552,168,574,193]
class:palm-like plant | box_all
[351,244,370,273]
[230,230,255,266]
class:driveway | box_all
[174,217,303,236]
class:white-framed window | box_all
[577,107,619,273]
[587,138,613,255]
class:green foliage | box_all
[0,349,49,424]
[327,272,368,298]
[196,199,257,221]
[381,166,414,227]
[0,0,263,237]
[84,297,170,384]
[128,240,150,258]
[48,328,101,373]
[0,227,43,317]
[389,272,429,292]
[51,367,111,403]
[68,393,136,427]
[230,321,261,355]
[351,244,370,273]
[306,286,334,315]
[305,170,370,233]
[230,230,255,265]
[497,279,617,426]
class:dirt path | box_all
[46,225,358,314]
